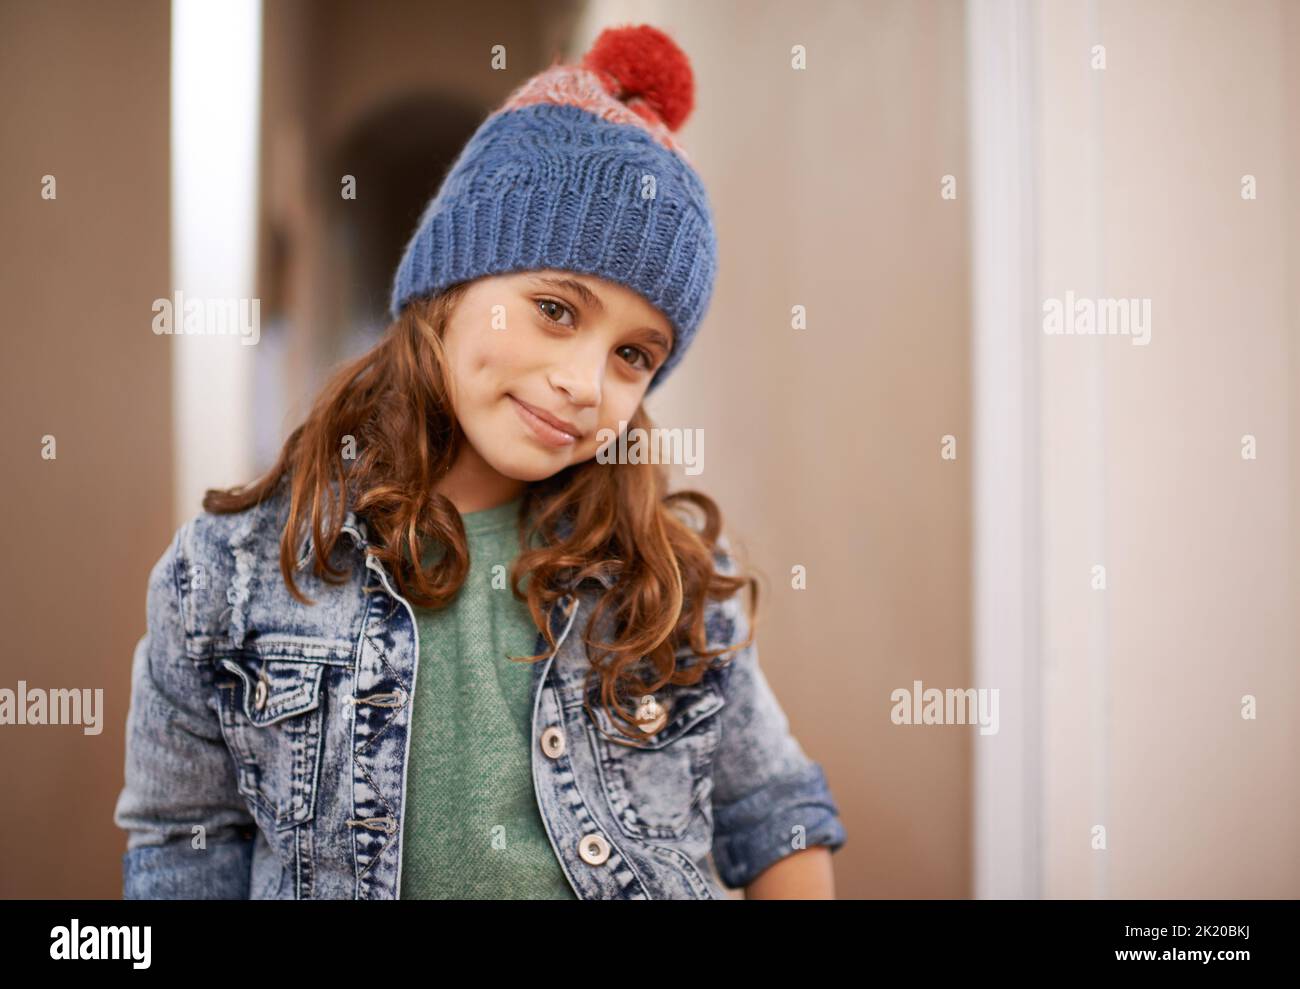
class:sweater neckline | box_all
[460,493,525,536]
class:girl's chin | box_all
[482,447,575,483]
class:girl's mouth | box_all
[509,395,580,448]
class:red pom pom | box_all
[581,24,695,132]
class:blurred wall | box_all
[0,0,172,897]
[1037,0,1300,896]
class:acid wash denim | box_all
[113,489,847,899]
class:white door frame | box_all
[966,0,1044,900]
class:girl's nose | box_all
[550,357,603,408]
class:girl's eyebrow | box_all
[529,275,605,313]
[642,327,673,354]
[527,274,673,353]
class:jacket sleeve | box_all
[707,535,847,890]
[112,523,257,899]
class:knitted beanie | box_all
[388,24,717,393]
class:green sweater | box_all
[399,494,576,899]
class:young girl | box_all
[114,24,846,900]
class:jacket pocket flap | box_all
[219,657,324,727]
[588,679,726,751]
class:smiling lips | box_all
[510,395,582,448]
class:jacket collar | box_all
[294,507,369,573]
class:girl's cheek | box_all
[490,318,541,364]
[469,333,516,375]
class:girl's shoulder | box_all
[175,476,363,572]
[156,481,365,652]
[172,481,294,577]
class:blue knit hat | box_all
[388,25,717,392]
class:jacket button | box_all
[636,694,667,734]
[578,833,611,866]
[253,678,268,711]
[540,725,566,758]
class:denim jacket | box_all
[112,486,847,898]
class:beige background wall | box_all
[0,0,172,897]
[1037,0,1299,896]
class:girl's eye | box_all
[617,344,654,372]
[536,298,575,326]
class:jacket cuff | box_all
[711,761,847,890]
[123,836,254,899]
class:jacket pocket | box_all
[214,654,326,831]
[585,677,727,842]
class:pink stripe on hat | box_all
[491,64,687,156]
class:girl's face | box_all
[439,268,676,488]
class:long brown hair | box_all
[202,285,757,740]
